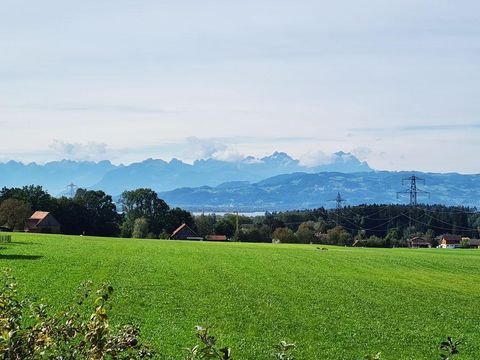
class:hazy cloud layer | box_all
[1,1,479,173]
[49,140,108,161]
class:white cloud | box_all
[298,150,334,168]
[211,148,245,162]
[48,140,108,161]
[181,137,227,161]
[181,137,246,163]
[351,146,372,161]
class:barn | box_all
[25,211,61,233]
[170,223,203,240]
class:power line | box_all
[401,213,475,233]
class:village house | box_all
[437,234,480,249]
[170,223,203,240]
[466,239,480,249]
[24,211,61,233]
[408,236,432,248]
[437,234,462,248]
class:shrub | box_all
[272,227,296,244]
[132,218,150,239]
[185,326,232,359]
[0,268,154,359]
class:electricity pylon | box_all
[397,175,429,206]
[67,183,78,198]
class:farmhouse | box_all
[170,223,203,240]
[25,211,61,233]
[466,239,480,249]
[408,236,432,248]
[438,234,462,248]
[437,234,480,249]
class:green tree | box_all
[132,218,149,239]
[214,219,235,238]
[326,226,352,245]
[272,227,296,243]
[0,198,31,230]
[195,214,216,237]
[236,225,271,243]
[120,188,170,237]
[73,188,120,236]
[53,197,89,235]
[295,221,317,244]
[264,212,285,231]
[365,235,385,247]
[165,208,195,234]
[0,185,55,212]
[384,229,399,247]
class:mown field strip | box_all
[1,233,480,359]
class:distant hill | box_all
[0,151,371,195]
[158,171,480,211]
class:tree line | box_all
[1,185,479,246]
[0,185,194,238]
[194,204,480,247]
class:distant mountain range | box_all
[1,152,479,210]
[0,151,371,195]
[0,160,116,195]
[159,171,480,211]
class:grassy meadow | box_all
[1,233,480,359]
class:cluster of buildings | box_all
[409,234,480,249]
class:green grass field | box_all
[1,233,479,359]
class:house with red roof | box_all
[438,234,462,248]
[25,211,61,233]
[170,223,202,240]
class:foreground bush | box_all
[0,269,153,359]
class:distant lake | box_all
[192,211,266,217]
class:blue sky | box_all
[1,1,479,172]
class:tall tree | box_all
[0,199,31,230]
[73,189,120,236]
[0,185,55,212]
[120,188,170,237]
[195,214,217,237]
[165,208,195,234]
[53,197,89,235]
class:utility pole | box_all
[235,211,239,234]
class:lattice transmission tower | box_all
[67,183,78,198]
[397,175,429,206]
[329,192,346,226]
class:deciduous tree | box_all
[0,198,31,230]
